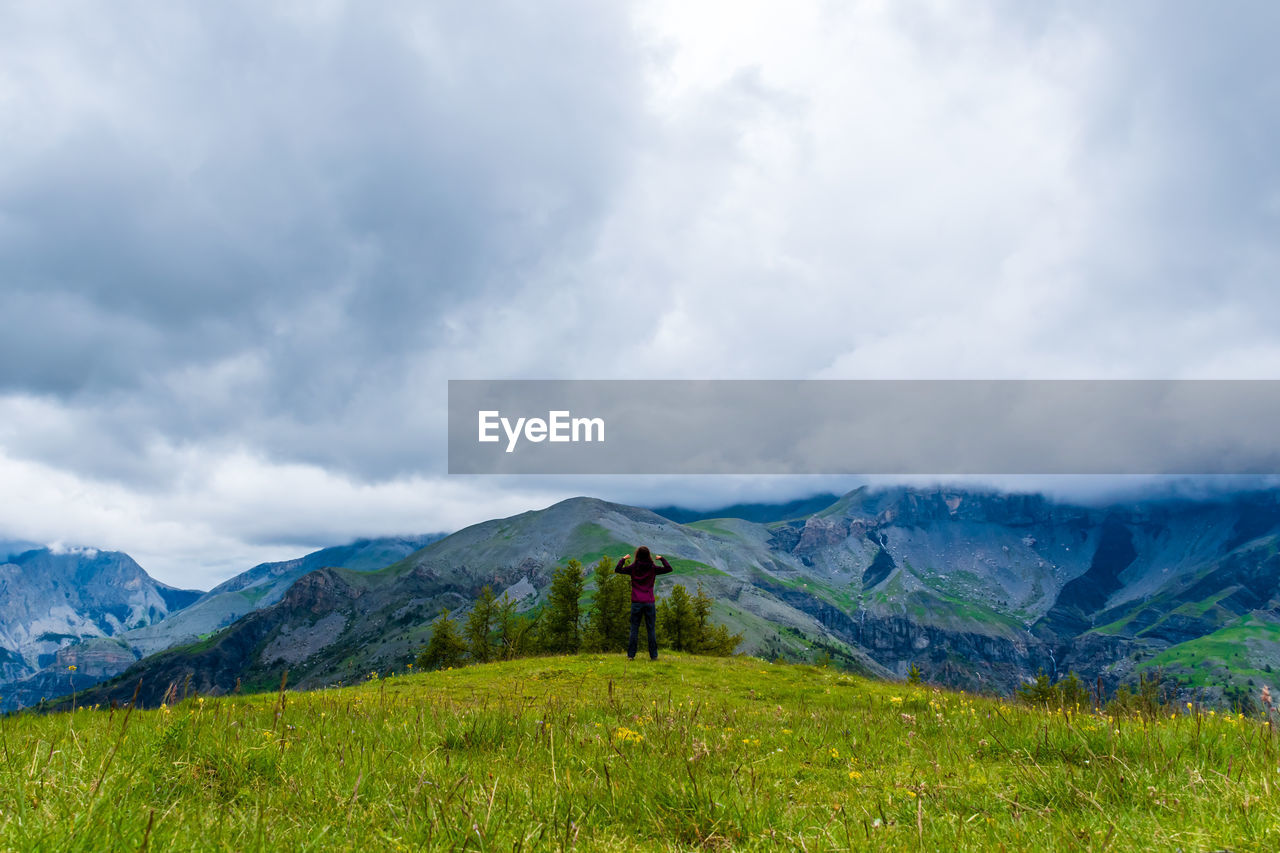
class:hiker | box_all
[615,546,673,661]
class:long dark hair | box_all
[634,546,654,564]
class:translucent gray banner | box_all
[447,380,1280,475]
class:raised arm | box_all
[615,555,632,575]
[656,555,673,575]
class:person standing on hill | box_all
[615,546,673,661]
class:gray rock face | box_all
[0,535,443,710]
[0,548,201,692]
[764,487,1280,696]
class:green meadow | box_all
[2,654,1277,851]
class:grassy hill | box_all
[3,655,1278,851]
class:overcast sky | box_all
[2,1,1278,588]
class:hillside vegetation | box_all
[3,655,1278,851]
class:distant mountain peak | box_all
[0,546,201,696]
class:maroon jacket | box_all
[615,555,673,603]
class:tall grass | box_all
[1,654,1276,850]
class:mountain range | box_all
[7,486,1280,711]
[0,536,442,709]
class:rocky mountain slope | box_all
[1,536,443,710]
[54,488,1280,710]
[0,547,200,691]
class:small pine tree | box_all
[494,592,536,660]
[584,556,631,652]
[690,584,714,652]
[1105,671,1168,719]
[1018,670,1095,709]
[465,586,497,664]
[1016,671,1058,706]
[539,559,586,654]
[658,584,697,651]
[687,583,742,656]
[701,622,743,656]
[907,663,923,685]
[1055,671,1091,708]
[417,610,466,670]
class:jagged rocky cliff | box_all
[0,536,443,710]
[0,547,200,693]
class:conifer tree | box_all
[584,556,630,652]
[698,583,742,655]
[657,583,696,651]
[701,621,743,656]
[691,583,714,651]
[539,559,585,653]
[417,609,466,670]
[465,585,497,663]
[494,592,537,659]
[658,583,742,656]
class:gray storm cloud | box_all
[1,1,642,481]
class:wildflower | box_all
[829,747,840,759]
[849,770,863,780]
[67,664,77,672]
[781,728,793,735]
[890,696,903,704]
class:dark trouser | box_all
[628,602,658,660]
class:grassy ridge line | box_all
[1,655,1276,851]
